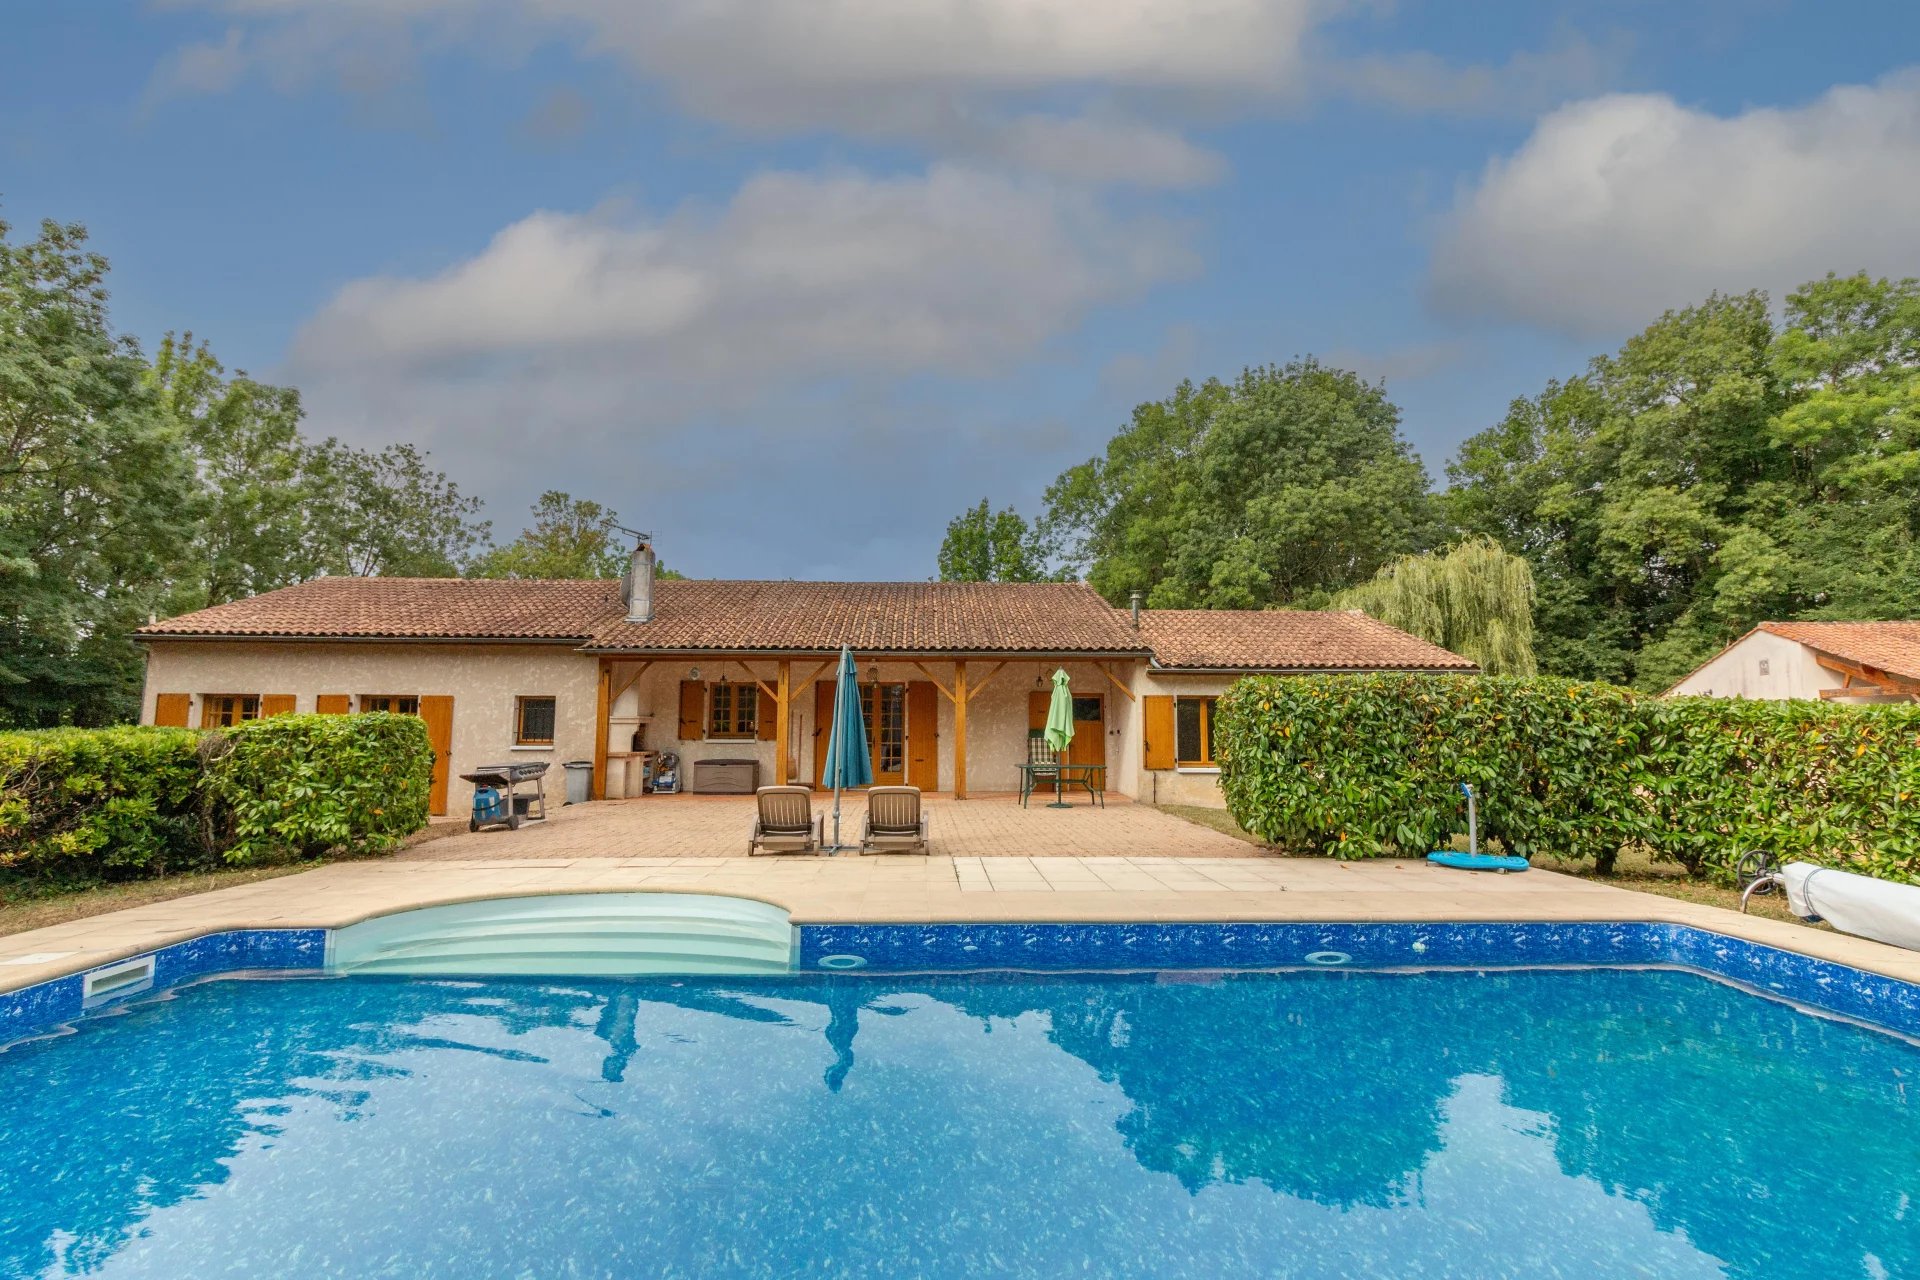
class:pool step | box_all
[326,893,795,977]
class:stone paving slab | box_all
[6,854,1920,993]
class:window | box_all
[706,681,758,739]
[360,695,421,715]
[516,696,557,746]
[200,694,260,728]
[1174,696,1217,767]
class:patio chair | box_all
[859,786,930,855]
[748,785,823,856]
[1020,731,1061,808]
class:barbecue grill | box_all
[459,761,550,832]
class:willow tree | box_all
[1333,537,1537,675]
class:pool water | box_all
[2,967,1915,1279]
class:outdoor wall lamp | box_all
[687,666,701,680]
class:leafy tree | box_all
[1044,360,1434,608]
[1766,273,1920,619]
[146,333,313,610]
[1333,536,1537,675]
[936,498,1049,582]
[473,491,629,579]
[0,219,197,726]
[1447,292,1788,687]
[302,439,490,577]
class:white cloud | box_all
[294,165,1195,380]
[1429,71,1920,336]
[151,1,1619,186]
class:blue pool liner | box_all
[5,919,1919,1045]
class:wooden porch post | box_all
[953,659,969,800]
[775,659,792,785]
[592,657,611,800]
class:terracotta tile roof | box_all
[1139,609,1477,671]
[140,577,1148,654]
[139,578,620,640]
[1758,620,1920,683]
[585,580,1146,653]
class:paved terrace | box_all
[402,794,1264,861]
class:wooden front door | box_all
[418,695,454,816]
[811,680,912,787]
[906,680,938,791]
[1028,690,1106,767]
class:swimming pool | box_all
[2,958,1914,1278]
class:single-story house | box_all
[135,543,1475,814]
[1667,621,1920,704]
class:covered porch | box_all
[587,652,1143,801]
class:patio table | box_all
[1018,762,1106,808]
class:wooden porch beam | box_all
[909,660,958,703]
[1093,660,1137,701]
[789,658,835,703]
[962,661,1008,703]
[725,659,779,702]
[591,658,611,800]
[953,659,969,800]
[608,660,652,706]
[1814,654,1920,696]
[774,659,792,786]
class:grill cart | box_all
[460,761,550,832]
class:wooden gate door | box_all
[906,681,938,791]
[1029,689,1104,766]
[418,695,454,816]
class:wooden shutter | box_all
[757,687,777,741]
[315,694,351,715]
[678,681,705,741]
[1142,695,1175,771]
[261,694,297,717]
[418,695,454,817]
[153,693,191,727]
[813,680,836,787]
[905,681,939,791]
[1028,690,1050,730]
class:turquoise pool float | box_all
[1428,851,1530,873]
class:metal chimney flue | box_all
[1129,590,1143,629]
[624,540,656,623]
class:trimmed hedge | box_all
[1216,673,1920,883]
[0,713,432,887]
[0,727,205,885]
[204,713,433,863]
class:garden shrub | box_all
[1638,697,1920,881]
[0,713,431,888]
[204,713,432,863]
[0,726,206,885]
[1216,673,1920,883]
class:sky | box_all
[5,1,1920,580]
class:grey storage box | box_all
[693,758,759,794]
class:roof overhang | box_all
[135,633,590,646]
[1147,664,1480,676]
[579,647,1153,660]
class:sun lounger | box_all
[859,786,930,855]
[748,785,823,855]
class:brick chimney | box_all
[623,541,656,623]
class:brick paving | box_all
[401,792,1267,861]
